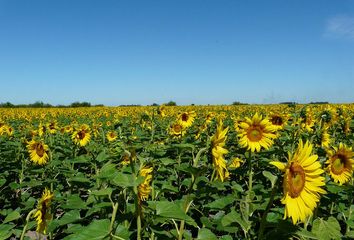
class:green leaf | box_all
[112,173,143,188]
[114,224,131,239]
[58,210,81,226]
[63,219,110,240]
[3,210,21,224]
[98,163,117,180]
[197,228,217,240]
[0,224,15,239]
[262,171,278,188]
[205,195,235,210]
[0,178,6,188]
[312,217,342,240]
[154,201,197,226]
[295,228,318,239]
[69,176,91,183]
[61,195,87,210]
[96,151,109,162]
[221,210,250,233]
[91,188,113,197]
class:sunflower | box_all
[138,166,153,202]
[270,140,326,224]
[72,124,91,146]
[229,157,244,169]
[157,105,166,117]
[326,143,354,185]
[320,127,331,149]
[27,140,50,165]
[211,119,229,182]
[238,113,277,152]
[177,111,196,128]
[269,112,288,130]
[64,125,73,133]
[106,131,118,142]
[3,125,14,136]
[38,123,47,137]
[47,121,57,134]
[169,122,185,137]
[33,188,54,234]
[300,108,315,132]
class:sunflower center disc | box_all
[331,154,347,175]
[271,116,283,125]
[248,128,262,141]
[288,163,305,198]
[181,113,188,122]
[36,144,45,157]
[78,131,86,140]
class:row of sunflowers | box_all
[0,104,353,239]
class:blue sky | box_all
[0,0,353,105]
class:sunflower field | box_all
[0,104,354,240]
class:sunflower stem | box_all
[258,178,278,239]
[20,209,37,240]
[245,151,253,221]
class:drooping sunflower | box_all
[238,113,277,152]
[72,124,91,146]
[138,165,153,202]
[33,188,54,234]
[4,125,14,136]
[320,127,331,149]
[177,111,196,128]
[38,123,47,137]
[326,143,354,185]
[27,140,50,165]
[270,140,326,224]
[106,131,118,142]
[211,119,229,182]
[229,157,244,169]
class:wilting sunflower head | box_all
[229,157,244,169]
[270,140,326,224]
[72,124,91,146]
[38,123,47,137]
[138,166,153,202]
[177,111,196,128]
[34,188,54,234]
[320,127,331,149]
[27,140,50,165]
[326,143,354,185]
[211,119,229,182]
[238,113,277,152]
[106,131,118,142]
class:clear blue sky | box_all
[0,0,353,105]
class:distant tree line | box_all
[0,101,104,108]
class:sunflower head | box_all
[177,111,196,128]
[27,140,50,165]
[211,119,229,182]
[269,112,288,130]
[238,113,277,152]
[169,122,185,137]
[106,131,118,142]
[72,124,91,146]
[138,166,153,202]
[270,140,326,224]
[326,143,354,185]
[34,188,54,234]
